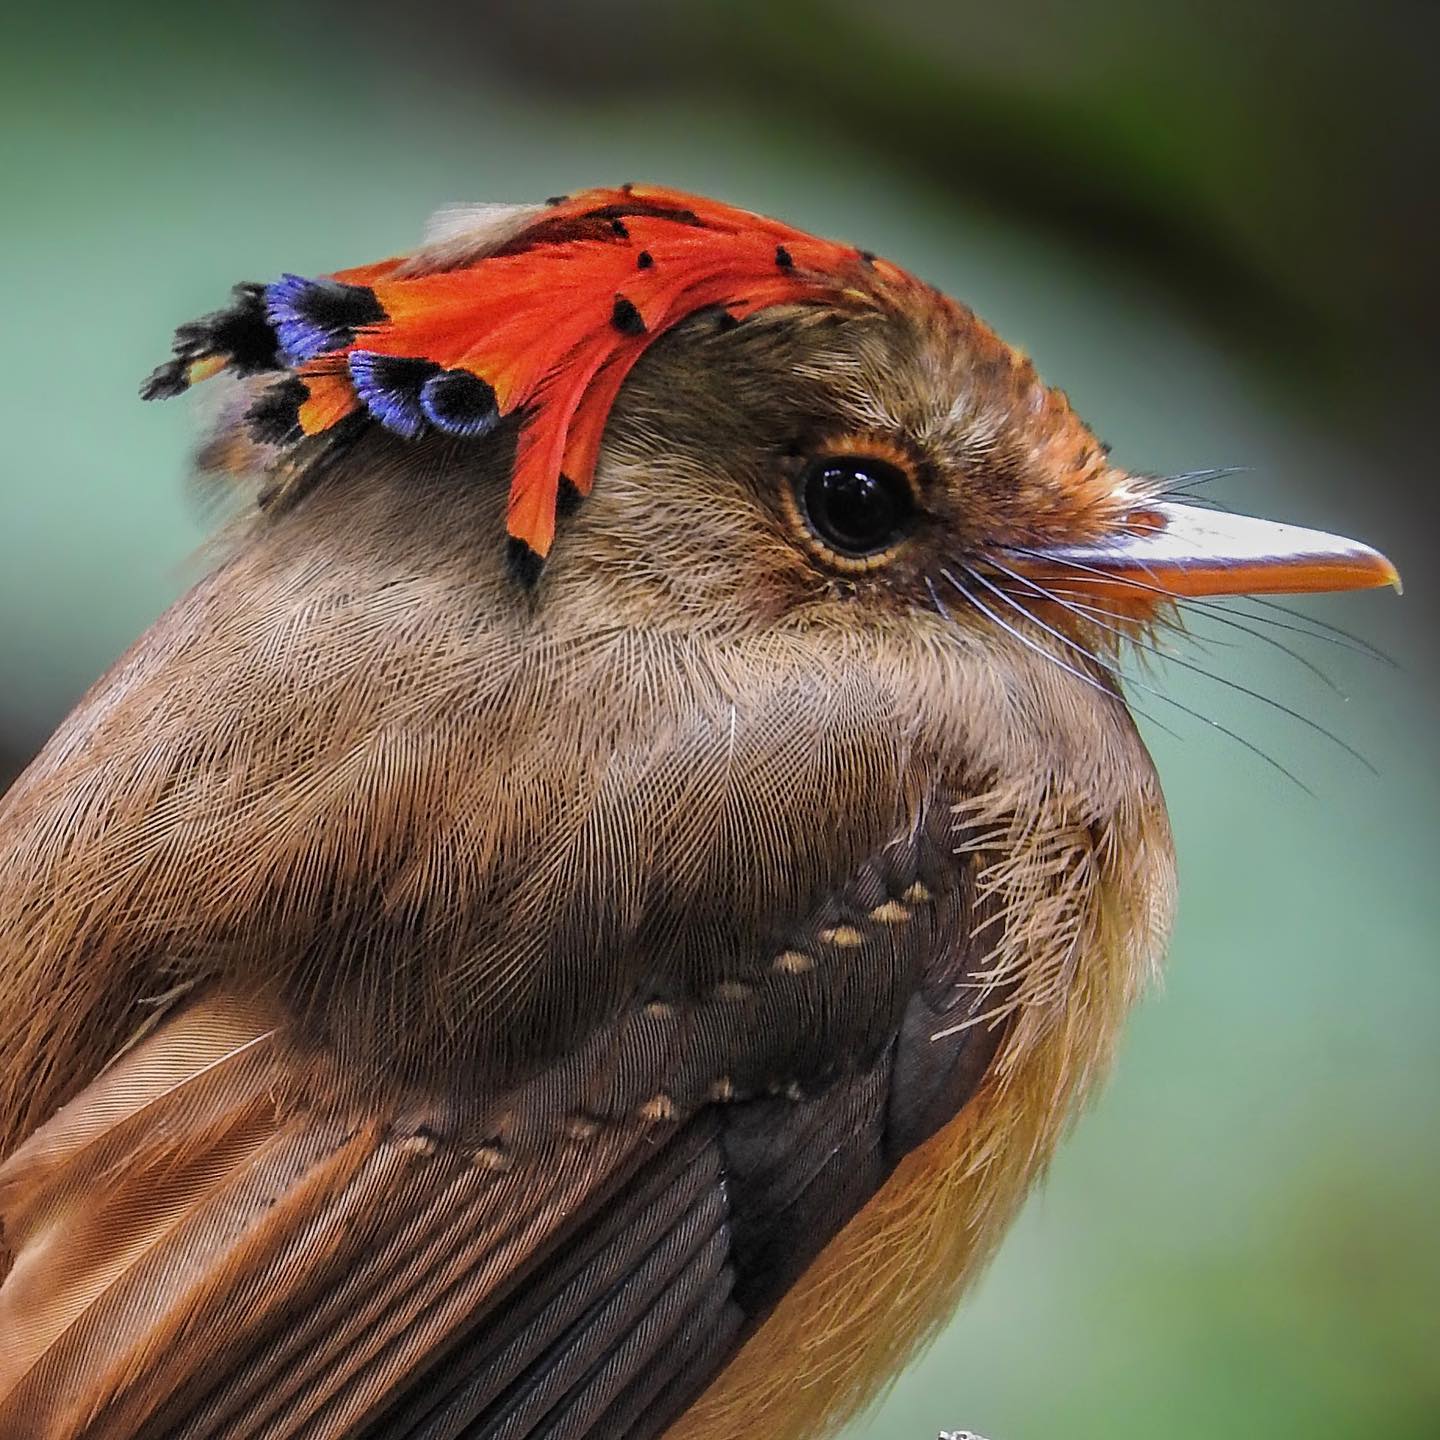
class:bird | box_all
[0,184,1398,1440]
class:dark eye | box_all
[797,455,915,558]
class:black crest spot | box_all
[585,200,702,228]
[775,244,795,271]
[556,473,585,518]
[348,352,441,440]
[636,250,654,270]
[545,194,569,206]
[245,376,309,446]
[199,283,281,374]
[609,217,630,239]
[141,282,279,400]
[858,248,877,267]
[140,358,190,402]
[611,295,647,335]
[619,181,635,195]
[505,536,545,588]
[419,368,500,438]
[296,278,383,333]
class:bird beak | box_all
[1012,500,1401,599]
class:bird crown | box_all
[143,184,921,577]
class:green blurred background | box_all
[3,3,1436,1436]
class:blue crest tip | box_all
[420,369,500,438]
[348,351,439,440]
[266,274,386,366]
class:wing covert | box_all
[0,804,1007,1440]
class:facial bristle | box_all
[348,352,440,439]
[267,275,387,365]
[419,368,500,438]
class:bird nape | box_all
[0,184,1398,1440]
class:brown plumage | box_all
[0,188,1396,1440]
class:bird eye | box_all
[797,455,915,560]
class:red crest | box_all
[145,185,920,573]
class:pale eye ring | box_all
[796,455,915,559]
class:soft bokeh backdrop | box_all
[3,4,1436,1437]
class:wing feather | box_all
[0,810,1007,1440]
[0,995,677,1440]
